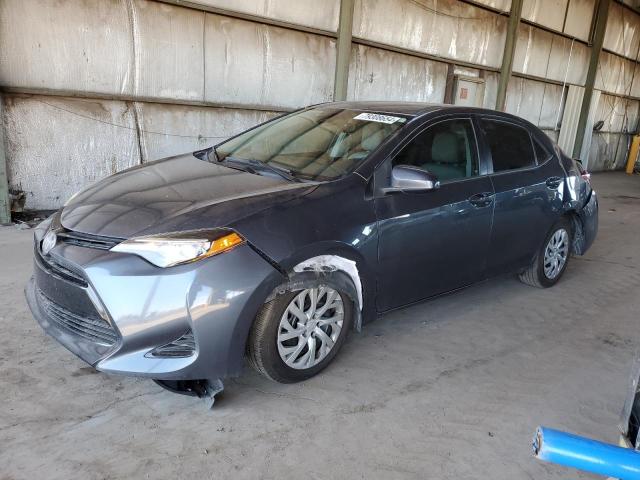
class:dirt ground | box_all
[1,172,639,480]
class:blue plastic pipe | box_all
[534,426,640,479]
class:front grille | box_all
[147,331,196,358]
[57,230,121,250]
[37,289,118,346]
[35,248,87,287]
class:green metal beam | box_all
[333,0,355,101]
[572,0,610,159]
[0,96,10,225]
[495,0,523,111]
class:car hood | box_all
[60,154,316,238]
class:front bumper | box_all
[26,228,284,381]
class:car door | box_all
[477,116,565,277]
[374,116,495,312]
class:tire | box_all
[519,217,572,288]
[247,286,354,383]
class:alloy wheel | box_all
[543,228,569,280]
[277,287,344,370]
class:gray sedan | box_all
[26,102,598,401]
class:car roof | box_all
[319,101,443,116]
[316,101,528,123]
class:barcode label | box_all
[353,112,403,124]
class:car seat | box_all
[421,131,467,181]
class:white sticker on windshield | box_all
[353,112,403,124]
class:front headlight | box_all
[110,230,244,267]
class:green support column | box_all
[0,96,10,225]
[495,0,523,111]
[333,0,355,101]
[572,0,610,159]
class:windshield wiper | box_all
[223,157,299,182]
[211,145,220,162]
[250,160,298,182]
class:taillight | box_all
[576,162,591,184]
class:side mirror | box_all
[383,165,440,194]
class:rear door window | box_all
[480,119,536,172]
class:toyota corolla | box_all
[26,102,598,400]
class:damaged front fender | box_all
[266,255,364,331]
[292,255,362,310]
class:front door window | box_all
[393,119,479,183]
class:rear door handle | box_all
[546,176,562,189]
[468,192,494,207]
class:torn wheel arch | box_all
[263,245,378,330]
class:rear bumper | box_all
[27,227,285,381]
[576,191,598,255]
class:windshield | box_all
[216,108,407,181]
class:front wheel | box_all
[519,218,572,288]
[247,286,353,383]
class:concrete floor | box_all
[1,172,639,480]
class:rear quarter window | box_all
[533,137,552,163]
[480,119,536,172]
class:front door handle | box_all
[546,176,562,189]
[468,192,494,207]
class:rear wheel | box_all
[247,286,353,383]
[519,218,572,288]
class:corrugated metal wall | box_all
[0,0,639,209]
[592,1,640,170]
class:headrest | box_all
[431,132,460,164]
